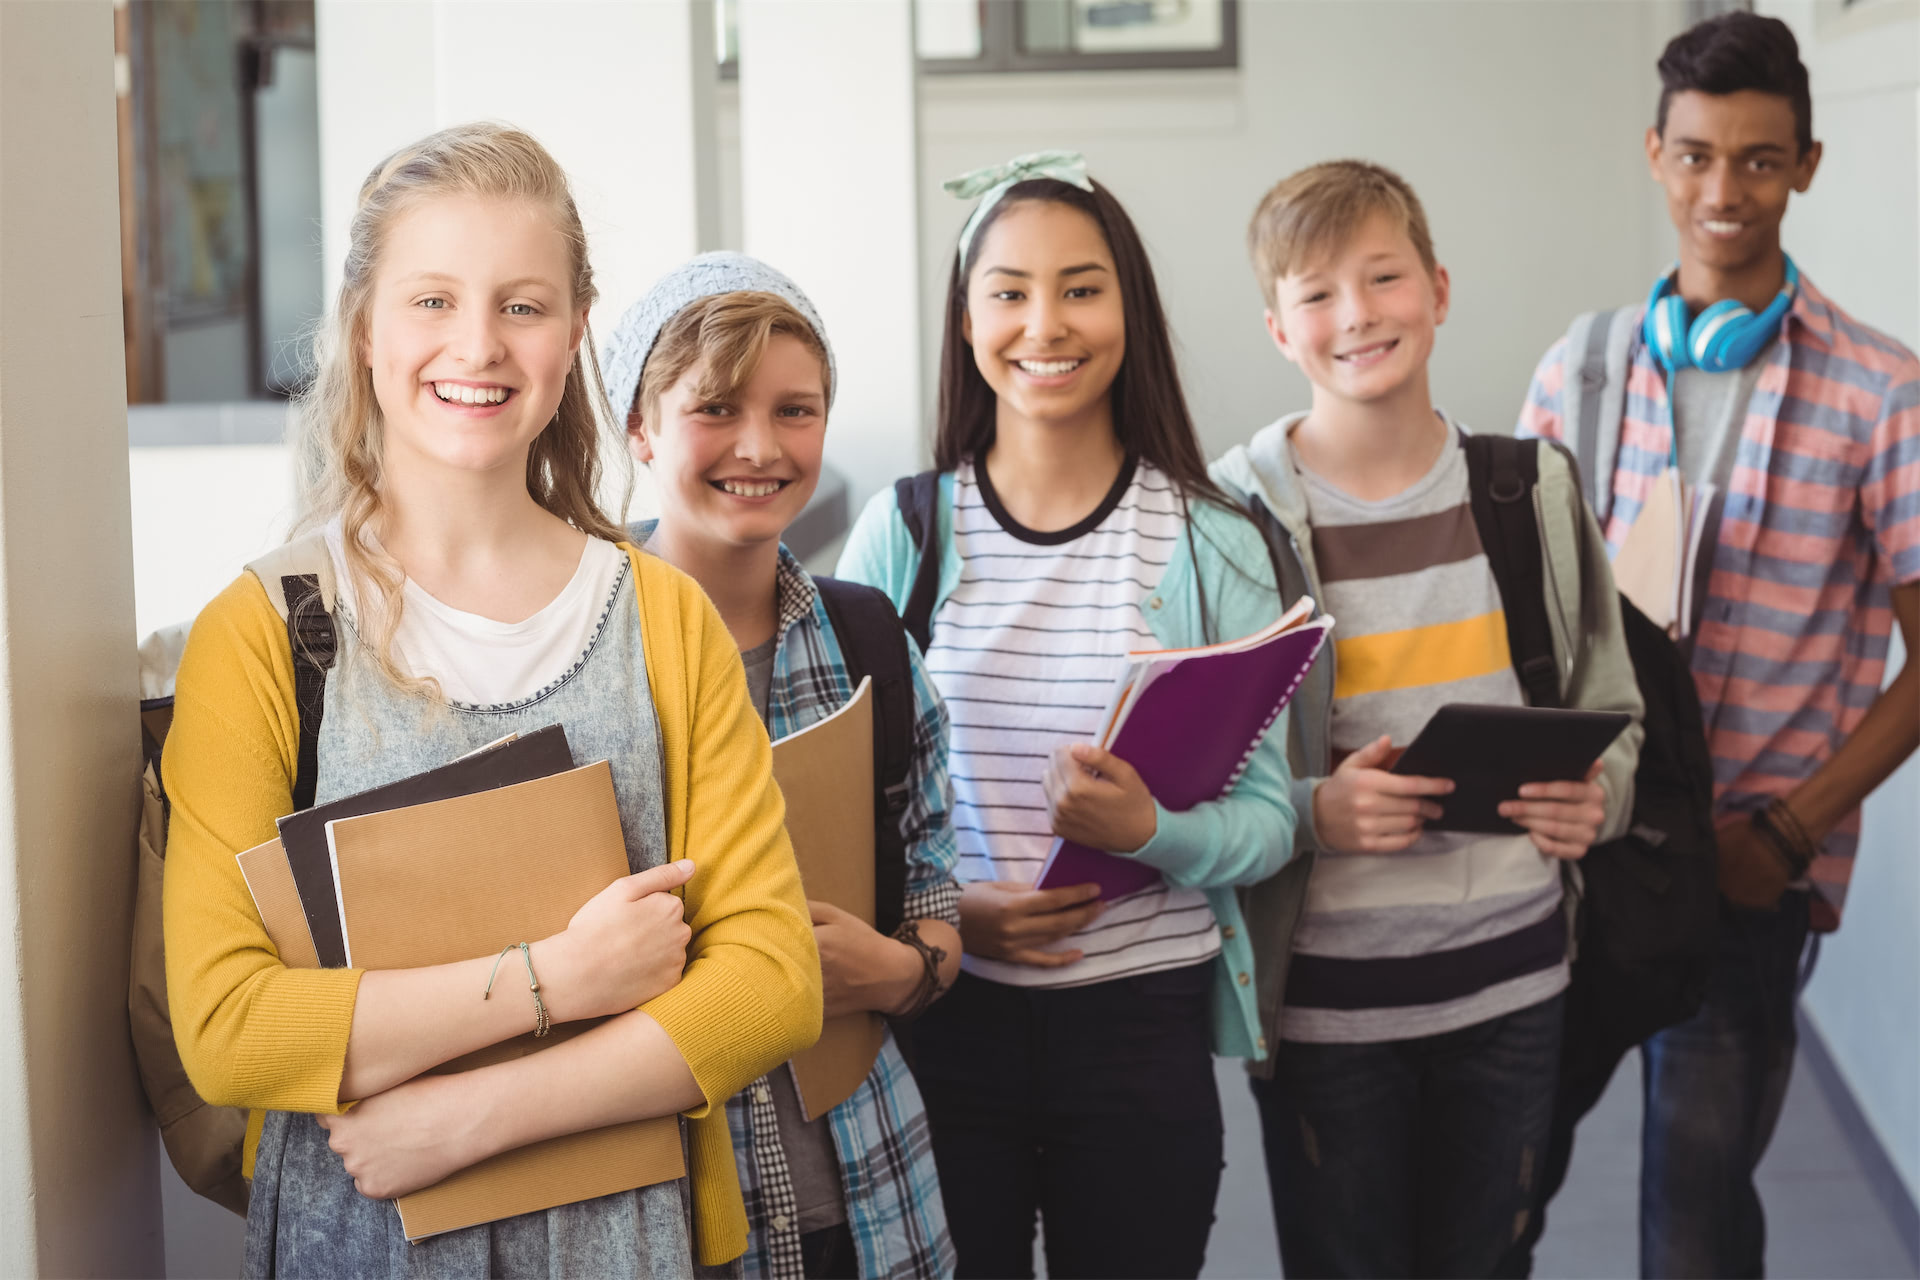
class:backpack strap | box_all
[893,470,944,656]
[813,575,916,938]
[1559,307,1637,526]
[244,534,336,813]
[1463,435,1564,711]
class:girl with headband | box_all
[161,124,820,1276]
[838,151,1298,1278]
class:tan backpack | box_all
[127,538,335,1216]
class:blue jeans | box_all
[1640,892,1809,1278]
[1499,892,1811,1279]
[1251,993,1566,1278]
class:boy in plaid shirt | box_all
[1510,14,1920,1276]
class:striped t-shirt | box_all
[1281,433,1567,1044]
[928,456,1222,989]
[1519,276,1920,931]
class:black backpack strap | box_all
[814,576,916,938]
[282,574,338,812]
[893,470,944,656]
[1462,436,1563,710]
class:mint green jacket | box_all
[836,471,1299,1060]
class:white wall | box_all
[316,0,719,326]
[0,1,163,1273]
[1758,0,1920,1206]
[736,0,923,508]
[131,445,298,641]
[916,1,1678,461]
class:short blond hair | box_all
[1246,160,1437,311]
[638,291,831,417]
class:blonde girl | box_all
[162,123,820,1276]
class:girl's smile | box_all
[428,379,518,413]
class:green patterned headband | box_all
[944,150,1094,269]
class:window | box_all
[118,0,324,404]
[716,0,1238,77]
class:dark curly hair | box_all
[1656,11,1812,154]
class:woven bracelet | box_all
[483,941,551,1037]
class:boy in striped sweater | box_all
[1211,160,1643,1279]
[1511,13,1920,1277]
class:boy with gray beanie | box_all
[604,253,961,1280]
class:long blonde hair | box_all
[292,122,629,693]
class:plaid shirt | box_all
[1519,276,1920,931]
[725,544,960,1280]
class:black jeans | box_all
[912,963,1225,1279]
[800,1223,857,1279]
[1252,993,1566,1279]
[1502,893,1810,1279]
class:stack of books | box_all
[236,727,684,1240]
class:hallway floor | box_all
[1200,1043,1919,1279]
[162,1032,1917,1278]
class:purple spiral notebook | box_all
[1036,601,1334,900]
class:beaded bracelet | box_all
[891,920,949,1021]
[1750,799,1815,880]
[483,941,551,1037]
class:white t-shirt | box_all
[926,457,1222,990]
[323,521,627,706]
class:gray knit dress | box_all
[243,554,699,1279]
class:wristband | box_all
[1750,800,1814,880]
[890,920,949,1021]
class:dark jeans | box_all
[1252,992,1566,1278]
[1501,892,1810,1279]
[912,963,1224,1279]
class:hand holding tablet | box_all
[1390,704,1631,838]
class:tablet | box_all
[1390,703,1632,835]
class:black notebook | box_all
[1391,704,1632,835]
[276,724,576,968]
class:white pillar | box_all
[737,0,923,507]
[316,0,719,331]
[0,2,161,1275]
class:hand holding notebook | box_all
[240,750,689,1240]
[1035,597,1334,899]
[537,859,696,1023]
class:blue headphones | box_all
[1641,255,1798,373]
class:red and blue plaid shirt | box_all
[1519,275,1920,931]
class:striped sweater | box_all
[1519,275,1920,930]
[1281,428,1567,1044]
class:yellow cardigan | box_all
[162,545,822,1266]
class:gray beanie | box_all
[599,251,837,424]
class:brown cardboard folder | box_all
[770,677,885,1120]
[237,838,320,969]
[243,761,683,1240]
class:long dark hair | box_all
[935,177,1254,638]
